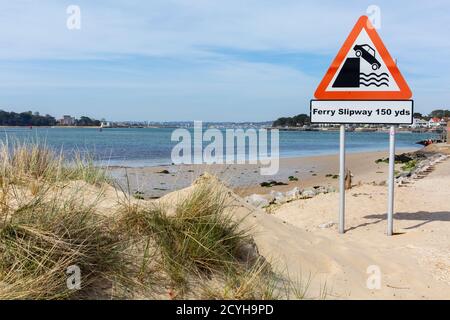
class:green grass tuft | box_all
[0,139,109,186]
[0,189,123,299]
[120,180,250,291]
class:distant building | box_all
[411,118,428,128]
[58,115,76,126]
[316,123,338,128]
[100,121,111,128]
[428,117,443,127]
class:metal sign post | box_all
[339,125,346,234]
[387,125,396,236]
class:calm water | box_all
[0,127,437,167]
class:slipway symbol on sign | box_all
[314,15,412,100]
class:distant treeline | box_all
[75,116,101,127]
[0,110,57,126]
[0,110,100,126]
[272,114,310,127]
[414,109,450,120]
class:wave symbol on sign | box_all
[359,72,389,87]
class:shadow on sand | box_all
[347,211,450,232]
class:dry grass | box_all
[0,141,312,300]
[0,186,123,299]
[0,140,108,186]
[0,141,121,299]
[199,261,321,300]
[118,180,252,295]
[199,259,278,300]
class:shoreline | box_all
[104,146,422,169]
[0,124,444,133]
[109,148,418,199]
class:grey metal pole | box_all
[339,124,346,234]
[387,125,396,236]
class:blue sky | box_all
[0,0,449,121]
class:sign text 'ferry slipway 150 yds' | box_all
[311,100,413,124]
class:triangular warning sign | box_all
[314,15,412,100]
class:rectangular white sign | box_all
[310,100,413,124]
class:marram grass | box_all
[0,141,311,300]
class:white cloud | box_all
[0,1,396,59]
[0,0,449,117]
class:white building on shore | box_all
[100,120,112,128]
[411,117,448,129]
[411,118,428,128]
[58,115,76,126]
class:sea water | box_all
[0,127,437,167]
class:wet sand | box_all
[109,148,416,198]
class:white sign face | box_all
[310,100,413,124]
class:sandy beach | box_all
[110,148,418,199]
[255,148,450,299]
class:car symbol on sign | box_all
[353,44,381,70]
